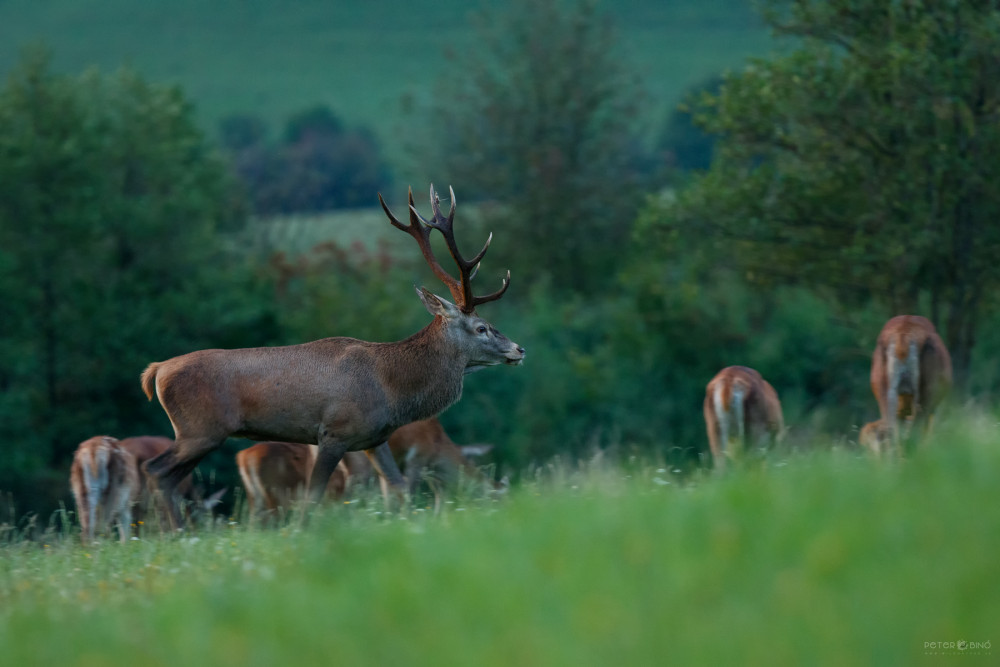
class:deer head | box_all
[379,185,525,371]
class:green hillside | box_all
[0,0,771,163]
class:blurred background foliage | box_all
[1,0,999,518]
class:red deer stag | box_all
[703,366,784,471]
[141,185,524,529]
[236,443,360,522]
[70,436,140,543]
[870,315,952,450]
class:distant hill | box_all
[0,0,771,177]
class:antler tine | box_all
[386,184,512,313]
[378,188,464,305]
[471,269,511,308]
[446,185,456,224]
[377,188,409,232]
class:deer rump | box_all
[703,366,783,467]
[870,315,952,442]
[70,436,140,543]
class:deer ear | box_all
[416,286,462,319]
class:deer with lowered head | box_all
[236,442,358,523]
[237,417,502,522]
[70,436,140,543]
[703,366,784,471]
[141,185,525,529]
[870,315,952,451]
[118,436,227,525]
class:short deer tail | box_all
[140,362,160,401]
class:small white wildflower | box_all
[653,477,670,486]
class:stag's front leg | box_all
[365,442,408,512]
[307,439,348,506]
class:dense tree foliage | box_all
[641,0,1000,381]
[413,0,647,293]
[221,105,392,215]
[655,76,722,172]
[0,53,270,512]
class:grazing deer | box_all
[703,366,784,470]
[117,436,226,526]
[237,418,501,520]
[141,185,524,529]
[387,417,504,498]
[236,442,358,522]
[870,315,952,449]
[70,436,140,543]
[859,420,890,458]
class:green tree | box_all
[414,0,646,293]
[0,52,266,513]
[655,75,722,172]
[221,105,392,215]
[640,0,1000,382]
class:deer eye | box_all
[476,325,488,334]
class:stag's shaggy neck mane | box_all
[373,316,468,425]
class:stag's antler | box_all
[378,185,510,313]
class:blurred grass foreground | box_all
[1,412,998,666]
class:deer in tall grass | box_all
[859,420,890,458]
[703,366,784,471]
[118,436,226,526]
[386,417,504,501]
[236,442,359,523]
[141,185,524,529]
[70,436,140,543]
[870,315,952,451]
[236,418,501,522]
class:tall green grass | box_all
[2,414,997,665]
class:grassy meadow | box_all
[2,412,998,666]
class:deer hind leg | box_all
[145,435,224,531]
[114,496,134,544]
[711,384,733,472]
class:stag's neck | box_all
[378,317,468,424]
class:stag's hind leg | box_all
[145,435,225,531]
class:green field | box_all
[0,0,772,167]
[2,413,997,666]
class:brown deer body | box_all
[386,418,502,496]
[703,366,784,470]
[118,436,226,525]
[236,442,356,521]
[870,315,952,448]
[142,186,523,529]
[236,417,498,519]
[859,420,890,458]
[70,436,140,543]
